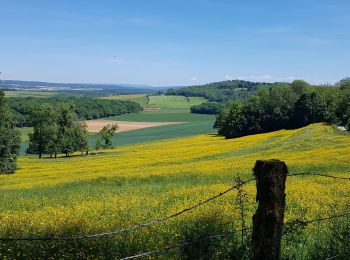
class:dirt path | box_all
[86,119,187,133]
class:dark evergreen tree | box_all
[0,90,21,174]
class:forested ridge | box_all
[7,97,143,127]
[214,79,350,138]
[166,80,273,102]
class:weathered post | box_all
[251,159,288,260]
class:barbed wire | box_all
[120,230,241,260]
[0,177,256,241]
[120,212,350,260]
[0,173,348,242]
[325,254,342,260]
[286,212,350,226]
[287,172,350,180]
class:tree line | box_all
[8,97,142,127]
[190,102,223,114]
[166,80,273,102]
[214,79,350,138]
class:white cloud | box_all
[190,76,198,81]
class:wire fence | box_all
[0,172,349,259]
[0,173,348,242]
[121,213,350,260]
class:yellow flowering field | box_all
[0,123,349,258]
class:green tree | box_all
[214,101,246,138]
[57,103,87,157]
[291,80,311,96]
[73,121,89,155]
[338,87,350,128]
[294,88,341,127]
[27,104,58,158]
[0,90,21,174]
[336,77,350,90]
[96,124,118,149]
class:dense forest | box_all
[214,79,350,138]
[166,80,273,102]
[8,97,143,127]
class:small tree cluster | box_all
[95,124,118,150]
[190,102,223,114]
[0,90,21,174]
[215,79,350,138]
[27,103,88,158]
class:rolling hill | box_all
[1,123,349,258]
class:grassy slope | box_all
[1,124,349,257]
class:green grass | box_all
[89,119,215,148]
[110,108,213,122]
[102,94,207,109]
[147,95,206,109]
[4,90,58,98]
[101,94,149,106]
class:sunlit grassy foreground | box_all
[0,123,349,258]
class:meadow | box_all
[102,94,150,107]
[1,123,349,258]
[102,94,207,110]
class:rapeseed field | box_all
[0,123,349,258]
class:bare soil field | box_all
[86,119,187,133]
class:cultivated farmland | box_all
[4,90,58,98]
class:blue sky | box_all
[1,0,349,86]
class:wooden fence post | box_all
[251,159,288,260]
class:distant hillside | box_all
[165,80,274,101]
[0,80,157,97]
